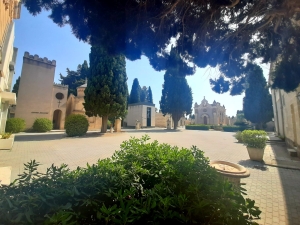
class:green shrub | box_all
[242,130,268,149]
[0,136,261,224]
[65,114,89,137]
[185,124,210,130]
[1,132,12,139]
[5,118,25,133]
[32,118,53,132]
[234,131,243,143]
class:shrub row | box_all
[6,115,89,136]
[0,136,261,224]
[185,124,210,130]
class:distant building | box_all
[0,0,21,132]
[124,103,155,127]
[194,97,227,125]
[155,111,188,128]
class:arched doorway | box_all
[53,110,62,129]
[203,116,208,125]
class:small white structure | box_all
[125,103,155,127]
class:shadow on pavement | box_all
[125,129,183,133]
[15,133,66,142]
[238,159,268,171]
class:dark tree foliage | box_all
[148,86,153,104]
[12,76,20,97]
[160,48,193,130]
[59,60,89,96]
[84,46,128,133]
[243,64,273,130]
[140,86,148,102]
[129,78,140,104]
[23,0,300,93]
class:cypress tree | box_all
[148,86,153,103]
[12,76,20,97]
[140,86,148,102]
[84,45,128,133]
[129,78,140,104]
[60,61,89,96]
[243,64,273,130]
[160,48,193,130]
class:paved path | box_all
[0,128,300,225]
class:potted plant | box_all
[242,130,268,161]
[234,131,243,143]
[0,132,14,150]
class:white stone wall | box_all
[271,83,300,154]
[125,104,155,127]
[0,23,16,132]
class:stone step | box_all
[287,148,298,157]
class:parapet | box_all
[53,83,68,89]
[24,52,56,66]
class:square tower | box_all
[15,52,60,129]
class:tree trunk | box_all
[101,115,108,133]
[172,114,181,130]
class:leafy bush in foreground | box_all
[32,118,53,132]
[5,118,25,133]
[65,114,89,137]
[0,136,261,224]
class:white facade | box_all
[125,103,155,127]
[270,62,300,156]
[0,22,17,133]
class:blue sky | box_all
[13,6,270,117]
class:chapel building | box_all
[194,97,227,125]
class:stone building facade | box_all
[269,63,300,156]
[15,52,68,129]
[66,82,102,131]
[0,0,21,132]
[194,97,227,125]
[155,111,188,128]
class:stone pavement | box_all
[0,128,300,225]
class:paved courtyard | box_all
[1,128,300,225]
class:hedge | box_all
[222,126,241,132]
[185,125,210,130]
[5,118,25,133]
[65,114,89,137]
[32,118,53,132]
[223,126,252,132]
[0,136,261,224]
